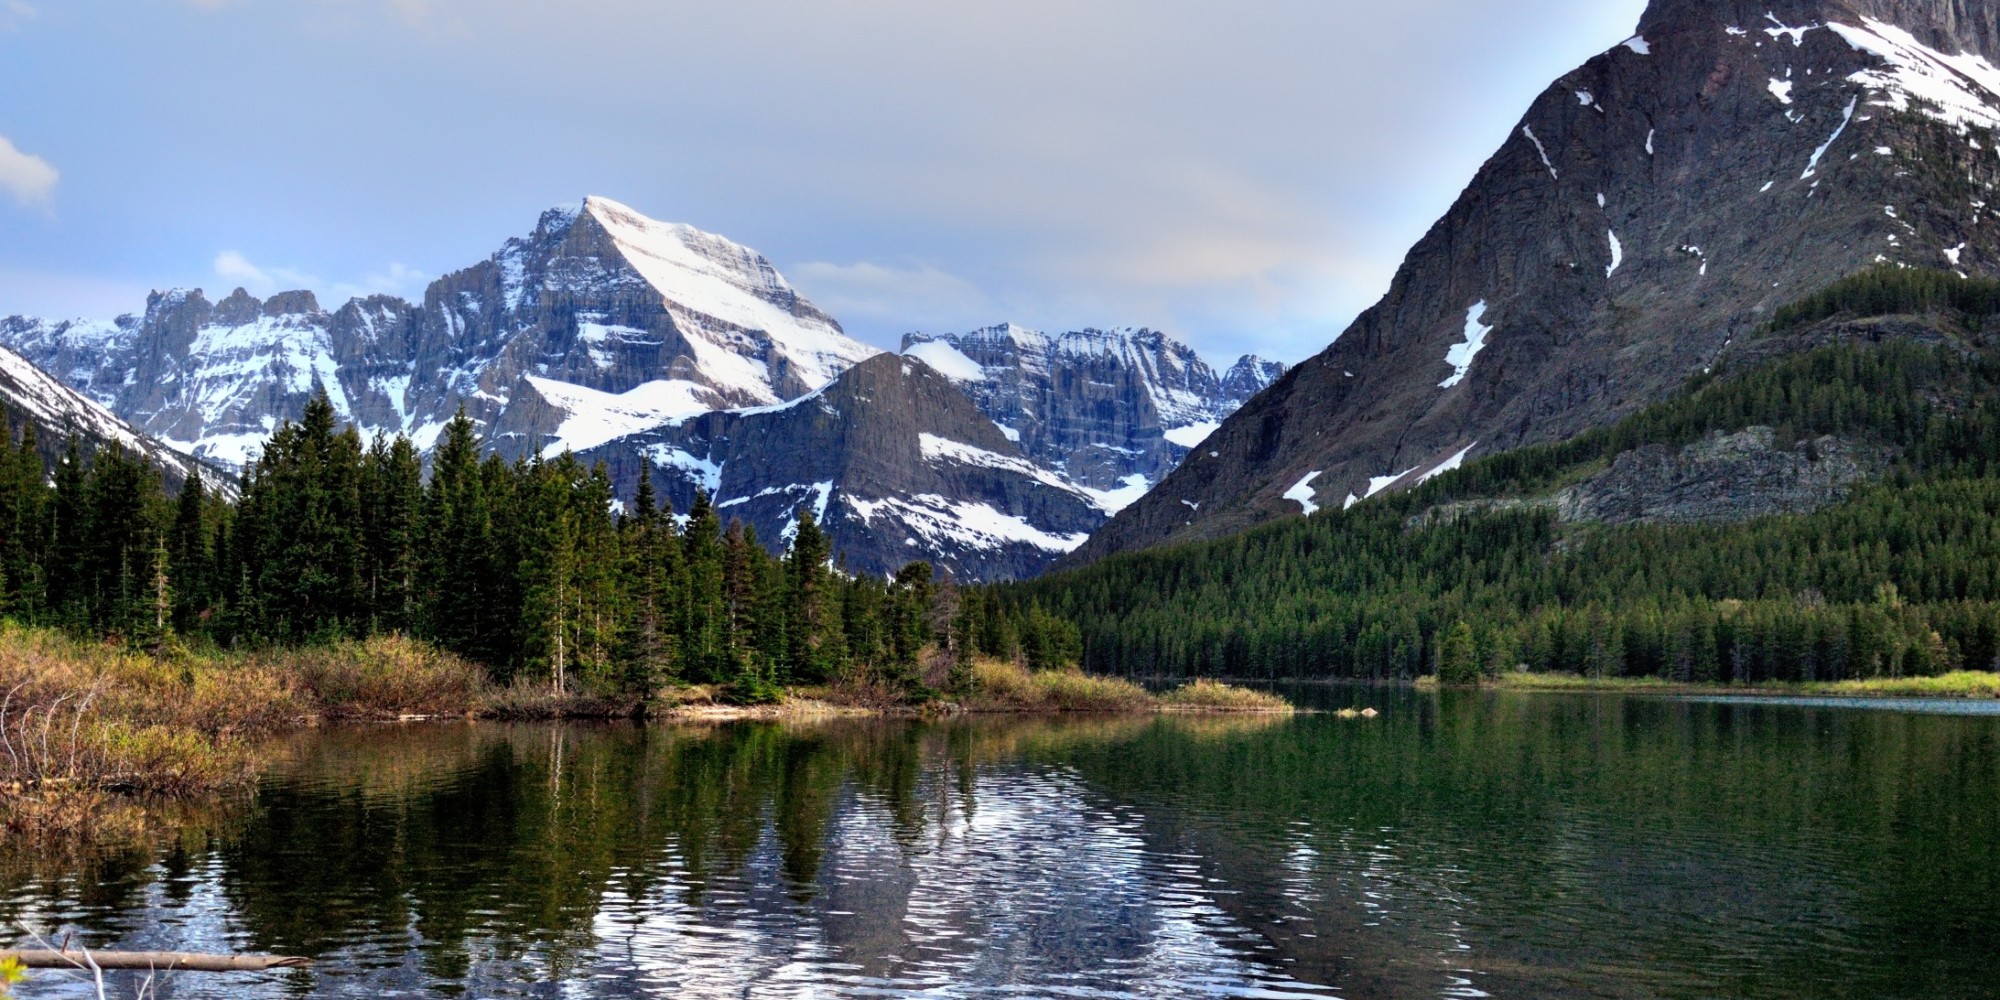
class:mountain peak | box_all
[1637,0,2000,61]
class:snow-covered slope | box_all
[0,344,219,491]
[900,325,1283,507]
[0,198,880,469]
[0,197,1282,581]
[570,354,1109,581]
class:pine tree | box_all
[1438,622,1479,686]
[169,471,210,631]
[785,509,833,683]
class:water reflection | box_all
[2,696,1997,999]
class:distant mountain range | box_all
[0,196,1282,580]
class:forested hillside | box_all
[1004,271,2000,685]
[0,398,1078,703]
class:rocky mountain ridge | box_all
[0,197,883,470]
[0,198,1274,580]
[900,325,1282,508]
[565,353,1110,581]
[1067,0,2000,566]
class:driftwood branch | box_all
[0,949,312,972]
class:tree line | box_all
[1001,334,2000,685]
[0,394,1078,701]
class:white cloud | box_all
[0,134,57,207]
[213,251,424,303]
[337,261,427,301]
[213,249,273,287]
[0,2,35,32]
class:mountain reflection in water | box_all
[3,693,1998,999]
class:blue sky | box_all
[0,0,1646,363]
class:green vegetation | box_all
[1003,283,2000,688]
[1486,668,2000,698]
[0,621,490,837]
[957,660,1290,714]
[1765,265,2000,333]
[0,396,1083,711]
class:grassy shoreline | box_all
[0,625,1290,838]
[1419,670,2000,699]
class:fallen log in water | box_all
[0,949,312,972]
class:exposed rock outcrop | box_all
[572,354,1109,581]
[900,325,1282,500]
[1413,427,1888,529]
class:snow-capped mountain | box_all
[0,344,219,492]
[1071,0,2000,564]
[567,353,1109,581]
[0,196,1282,580]
[0,196,882,469]
[900,325,1283,510]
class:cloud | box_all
[789,261,993,345]
[0,134,57,207]
[0,2,34,32]
[213,251,426,302]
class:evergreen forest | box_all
[1001,270,2000,685]
[0,399,1078,703]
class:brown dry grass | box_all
[1156,679,1296,714]
[282,635,487,719]
[0,623,498,840]
[957,660,1148,713]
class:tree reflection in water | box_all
[0,698,1996,999]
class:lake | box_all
[4,689,1998,998]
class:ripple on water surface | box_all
[1,699,1997,999]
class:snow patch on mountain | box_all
[1284,471,1322,515]
[845,494,1090,554]
[526,376,717,455]
[0,344,213,488]
[1440,302,1493,389]
[583,197,880,399]
[1418,442,1478,484]
[904,339,987,382]
[919,432,1096,502]
[642,443,723,495]
[1163,421,1221,448]
[1831,17,2000,133]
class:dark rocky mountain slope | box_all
[1069,0,2000,564]
[0,344,218,492]
[569,353,1109,581]
[900,325,1282,505]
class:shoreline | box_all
[0,630,1295,839]
[1417,671,2000,700]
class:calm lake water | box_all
[5,690,1999,999]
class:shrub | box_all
[1157,679,1295,713]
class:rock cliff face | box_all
[569,354,1110,581]
[1070,0,2000,565]
[900,325,1282,505]
[0,197,882,468]
[1415,427,1887,529]
[0,344,219,493]
[0,197,1279,580]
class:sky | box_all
[0,0,1647,365]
